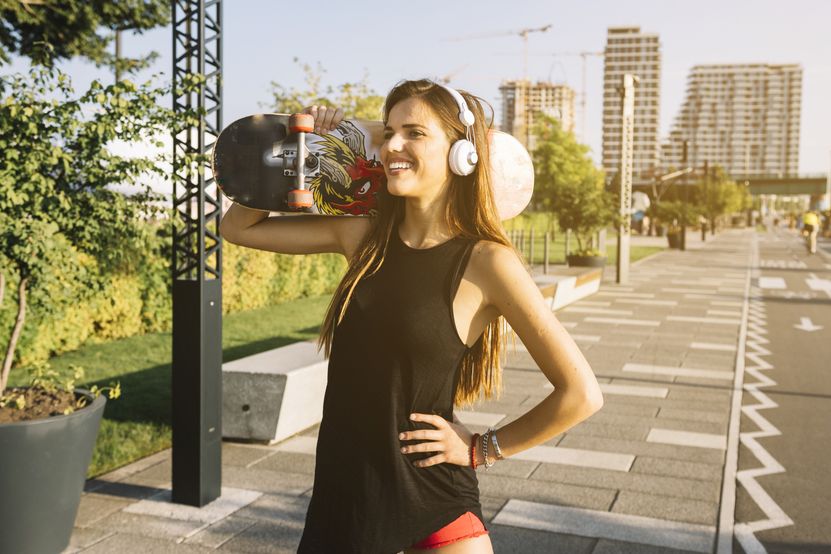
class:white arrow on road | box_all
[794,317,823,332]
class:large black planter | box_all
[566,254,607,268]
[666,232,681,249]
[0,389,106,554]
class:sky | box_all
[5,0,831,178]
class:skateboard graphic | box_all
[212,113,533,220]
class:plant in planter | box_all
[552,179,619,267]
[0,60,185,553]
[654,201,698,249]
[529,114,619,268]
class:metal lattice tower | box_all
[171,0,223,507]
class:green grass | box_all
[8,237,663,479]
[8,294,333,478]
[510,230,664,265]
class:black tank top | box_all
[297,220,487,553]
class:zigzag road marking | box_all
[734,289,793,552]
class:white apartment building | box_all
[662,64,802,177]
[499,80,576,151]
[602,26,661,183]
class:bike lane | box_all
[732,228,831,553]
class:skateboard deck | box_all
[212,113,533,220]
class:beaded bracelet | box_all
[470,433,480,469]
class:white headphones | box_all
[436,83,478,176]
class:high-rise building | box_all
[499,80,575,151]
[602,26,661,183]
[662,64,802,177]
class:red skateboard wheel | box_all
[287,188,313,209]
[289,114,314,133]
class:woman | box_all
[219,79,604,553]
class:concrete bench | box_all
[533,266,603,311]
[222,266,601,443]
[222,340,328,443]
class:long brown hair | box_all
[316,79,520,408]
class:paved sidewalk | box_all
[65,229,753,553]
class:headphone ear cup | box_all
[448,140,477,176]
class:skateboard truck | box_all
[285,113,316,210]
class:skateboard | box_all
[212,113,533,220]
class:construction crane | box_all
[437,64,469,85]
[546,51,604,141]
[445,24,553,81]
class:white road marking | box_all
[622,363,734,381]
[577,301,613,307]
[492,498,715,553]
[706,309,742,317]
[615,299,678,306]
[599,383,669,398]
[596,291,655,299]
[667,315,741,325]
[585,317,661,326]
[806,276,831,293]
[733,261,794,552]
[793,317,823,332]
[757,277,786,289]
[562,307,634,315]
[690,342,737,352]
[711,300,743,307]
[511,444,634,471]
[760,259,806,269]
[647,428,727,450]
[662,287,719,294]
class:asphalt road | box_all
[733,228,831,553]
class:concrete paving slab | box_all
[123,486,262,526]
[272,434,317,455]
[658,407,729,425]
[181,514,259,548]
[599,383,669,398]
[217,520,303,553]
[612,490,719,526]
[479,458,540,479]
[593,537,702,553]
[557,435,725,466]
[488,523,597,553]
[647,428,727,450]
[623,363,735,381]
[511,444,635,471]
[631,456,723,482]
[221,442,277,467]
[61,527,114,553]
[477,472,617,511]
[87,510,207,542]
[565,421,652,441]
[222,466,314,496]
[479,495,509,522]
[73,493,133,528]
[530,461,722,503]
[75,532,215,554]
[493,498,715,553]
[250,450,317,475]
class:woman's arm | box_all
[474,241,604,465]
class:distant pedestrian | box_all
[802,211,819,253]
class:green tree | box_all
[0,64,183,397]
[0,0,169,75]
[264,58,385,119]
[700,166,747,232]
[532,114,617,254]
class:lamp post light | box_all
[616,73,638,284]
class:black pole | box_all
[171,0,224,507]
[680,140,688,251]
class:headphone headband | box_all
[435,82,478,176]
[436,83,475,128]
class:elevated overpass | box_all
[631,173,828,197]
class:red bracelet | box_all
[470,433,480,469]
